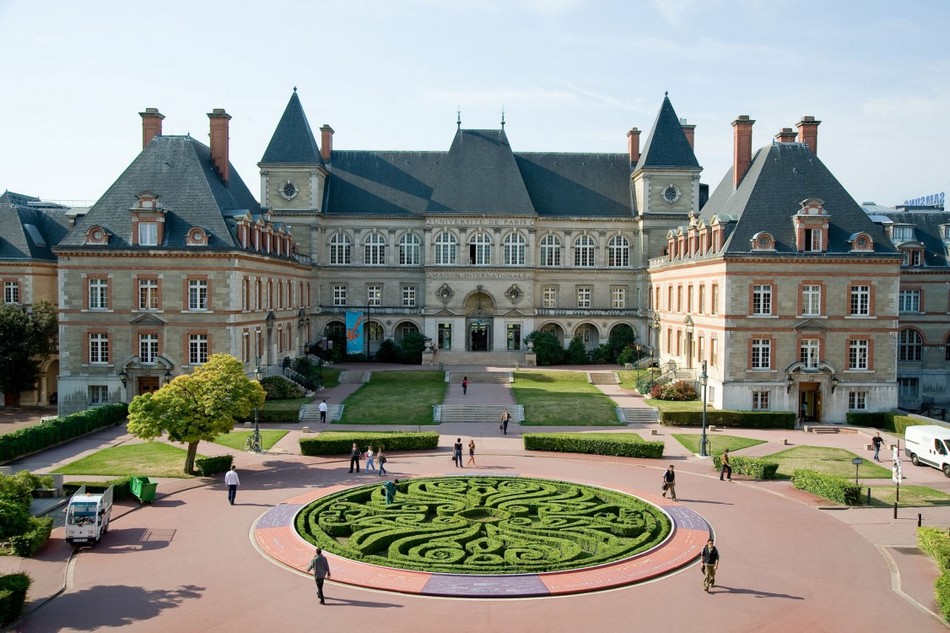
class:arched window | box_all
[434,232,457,265]
[504,233,526,266]
[399,233,421,266]
[898,329,923,362]
[329,233,351,265]
[364,232,387,265]
[608,235,630,267]
[469,232,492,265]
[540,235,561,267]
[574,235,595,267]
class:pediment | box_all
[793,319,828,331]
[433,308,458,317]
[504,309,528,318]
[130,313,167,326]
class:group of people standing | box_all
[348,443,388,475]
[453,437,477,467]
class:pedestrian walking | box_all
[701,538,720,593]
[500,408,511,435]
[467,439,476,466]
[306,547,331,604]
[661,465,677,501]
[378,448,388,475]
[720,448,733,481]
[365,445,377,473]
[462,376,469,395]
[383,478,398,505]
[348,442,361,473]
[224,465,240,505]
[872,432,884,462]
[319,399,328,424]
[454,438,464,467]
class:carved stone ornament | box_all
[437,283,454,304]
[505,284,523,304]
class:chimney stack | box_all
[627,127,641,165]
[208,108,232,184]
[796,116,821,155]
[139,107,165,149]
[732,115,755,189]
[680,118,696,151]
[320,124,334,163]
[775,127,797,143]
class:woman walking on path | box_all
[377,448,388,475]
[467,439,476,466]
[365,445,376,474]
[500,409,511,435]
[462,376,469,395]
[661,465,677,501]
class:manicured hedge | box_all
[195,455,233,477]
[261,376,305,400]
[0,573,31,627]
[63,477,134,502]
[523,433,664,459]
[8,517,53,557]
[791,469,860,505]
[918,527,950,622]
[847,411,931,435]
[299,432,439,456]
[661,410,795,429]
[711,454,779,479]
[0,403,128,464]
[256,409,301,424]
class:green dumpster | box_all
[130,476,158,504]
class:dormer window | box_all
[903,248,923,267]
[85,225,110,245]
[891,225,914,242]
[130,191,166,246]
[793,198,829,253]
[186,227,208,246]
[848,232,874,253]
[751,232,775,251]
[138,222,158,246]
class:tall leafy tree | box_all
[128,354,265,474]
[0,301,57,402]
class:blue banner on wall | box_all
[346,310,365,354]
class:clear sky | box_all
[1,0,947,207]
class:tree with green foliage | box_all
[128,354,265,474]
[399,332,427,364]
[526,330,564,366]
[0,300,57,404]
[566,336,589,364]
[607,324,636,362]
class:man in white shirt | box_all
[319,399,328,424]
[224,465,240,505]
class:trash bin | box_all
[130,476,158,504]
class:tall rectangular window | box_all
[800,338,820,368]
[333,285,347,307]
[899,290,920,313]
[577,287,592,308]
[139,334,159,363]
[89,278,109,310]
[88,385,109,405]
[89,332,109,364]
[698,285,706,314]
[138,279,159,310]
[849,339,869,370]
[138,222,158,246]
[711,284,719,315]
[402,285,416,307]
[850,285,871,316]
[752,284,772,315]
[188,279,208,311]
[849,391,868,411]
[751,338,771,369]
[710,337,718,367]
[543,287,557,308]
[752,392,770,410]
[802,284,821,316]
[3,281,19,304]
[611,287,625,309]
[188,334,209,365]
[367,284,382,307]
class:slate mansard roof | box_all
[261,90,325,168]
[0,191,71,261]
[700,142,896,256]
[880,210,950,268]
[57,136,265,251]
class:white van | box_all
[904,425,950,477]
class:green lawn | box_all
[672,434,766,455]
[763,445,893,479]
[340,371,446,424]
[512,371,621,425]
[645,398,703,412]
[213,430,288,451]
[53,442,200,478]
[865,485,950,507]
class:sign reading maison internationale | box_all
[903,192,945,207]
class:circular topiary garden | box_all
[295,476,671,575]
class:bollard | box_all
[919,513,922,527]
[867,488,871,505]
[893,502,898,520]
[784,439,789,446]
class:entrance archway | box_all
[464,290,495,352]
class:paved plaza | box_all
[2,368,949,632]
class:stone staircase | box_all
[436,404,525,423]
[298,403,344,424]
[619,407,660,424]
[448,371,512,384]
[589,372,618,385]
[339,371,370,384]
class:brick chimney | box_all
[775,127,797,143]
[732,115,755,189]
[796,116,821,155]
[208,108,232,184]
[139,108,165,149]
[680,119,696,151]
[627,127,641,165]
[320,124,334,163]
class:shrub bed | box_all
[918,527,950,622]
[299,432,439,456]
[711,454,778,479]
[261,376,305,400]
[649,380,697,401]
[0,403,128,464]
[63,477,134,502]
[661,410,795,429]
[0,573,31,627]
[8,517,53,557]
[255,409,301,424]
[791,469,860,505]
[295,476,671,574]
[847,411,932,435]
[523,433,664,459]
[195,455,234,476]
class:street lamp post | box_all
[700,360,709,457]
[650,314,660,390]
[248,358,263,453]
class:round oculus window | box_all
[662,185,680,204]
[281,181,298,200]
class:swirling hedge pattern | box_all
[295,476,671,574]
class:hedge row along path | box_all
[256,474,709,597]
